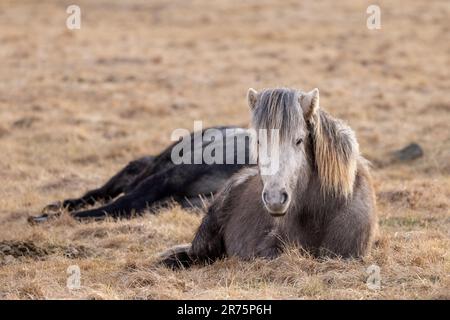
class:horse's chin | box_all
[270,212,286,218]
[265,205,289,217]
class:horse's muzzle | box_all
[262,189,290,216]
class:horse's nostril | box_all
[281,192,288,204]
[263,191,269,204]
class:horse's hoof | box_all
[158,244,193,269]
[28,214,49,224]
[27,213,61,224]
[42,201,63,214]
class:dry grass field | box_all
[0,0,449,299]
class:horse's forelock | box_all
[251,88,303,142]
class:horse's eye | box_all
[296,138,303,146]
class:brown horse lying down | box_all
[161,87,377,268]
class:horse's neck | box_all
[290,174,345,224]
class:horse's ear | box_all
[247,88,258,110]
[299,88,320,120]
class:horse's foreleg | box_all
[29,156,154,224]
[159,215,225,269]
[68,188,153,220]
[160,197,228,269]
[159,244,195,269]
[255,233,282,259]
[320,209,373,259]
[70,164,215,220]
[43,156,154,213]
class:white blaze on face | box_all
[258,132,304,215]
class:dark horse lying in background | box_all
[29,126,252,223]
[161,87,378,268]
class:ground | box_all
[0,0,448,299]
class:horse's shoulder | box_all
[229,167,259,188]
[208,167,258,210]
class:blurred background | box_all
[0,0,448,299]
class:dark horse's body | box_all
[29,126,252,223]
[161,88,378,268]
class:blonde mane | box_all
[311,110,359,198]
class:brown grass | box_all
[0,0,449,299]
